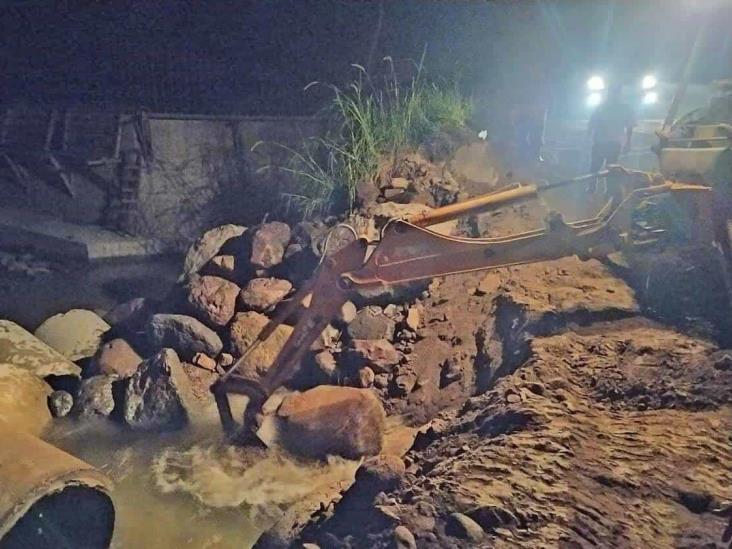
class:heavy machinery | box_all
[211,161,729,444]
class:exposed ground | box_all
[3,142,732,549]
[294,192,732,548]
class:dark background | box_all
[2,0,732,116]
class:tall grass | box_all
[281,58,472,218]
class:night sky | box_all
[2,1,732,116]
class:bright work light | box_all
[587,92,603,107]
[642,91,658,104]
[587,75,605,91]
[642,74,657,90]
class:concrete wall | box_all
[131,114,324,248]
[0,108,323,250]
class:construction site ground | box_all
[297,190,732,548]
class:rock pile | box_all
[366,153,463,209]
[24,201,436,455]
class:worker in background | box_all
[509,63,551,170]
[587,82,636,187]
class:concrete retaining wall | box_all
[134,114,323,248]
[0,108,324,251]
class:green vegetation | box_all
[278,59,473,218]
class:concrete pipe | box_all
[0,427,114,549]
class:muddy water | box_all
[46,421,359,548]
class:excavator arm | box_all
[212,169,712,442]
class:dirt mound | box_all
[302,316,732,548]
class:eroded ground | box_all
[298,200,732,549]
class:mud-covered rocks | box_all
[0,363,52,435]
[179,223,246,282]
[0,320,81,378]
[88,338,142,378]
[73,375,117,418]
[277,386,386,459]
[48,390,73,417]
[251,221,291,269]
[239,278,292,312]
[347,306,396,341]
[121,348,195,431]
[147,314,222,360]
[34,309,110,361]
[186,275,240,327]
[228,312,293,381]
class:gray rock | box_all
[446,512,485,542]
[238,278,292,312]
[347,306,396,341]
[147,314,222,360]
[394,525,417,549]
[74,375,118,418]
[251,222,291,269]
[122,348,195,431]
[48,390,73,418]
[186,275,240,327]
[179,224,246,282]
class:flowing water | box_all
[47,420,359,548]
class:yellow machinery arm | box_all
[212,168,713,442]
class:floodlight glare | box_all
[587,76,605,91]
[643,91,658,104]
[642,74,657,90]
[587,92,603,107]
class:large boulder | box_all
[34,309,110,361]
[251,222,291,269]
[276,385,386,459]
[228,312,293,381]
[186,275,240,327]
[146,314,222,360]
[87,338,142,378]
[238,278,292,312]
[178,224,247,282]
[73,375,118,419]
[0,363,52,436]
[0,320,80,379]
[121,348,196,431]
